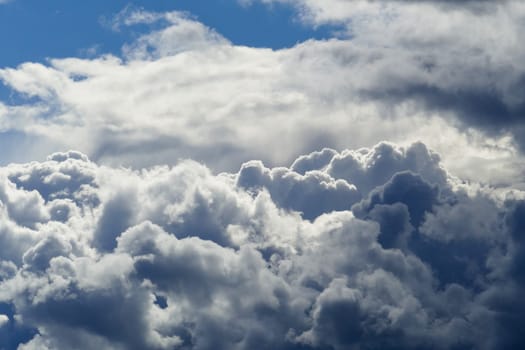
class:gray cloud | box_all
[0,141,521,349]
[236,160,360,220]
[244,0,525,154]
[0,2,524,349]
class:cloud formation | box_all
[1,2,525,349]
[0,141,523,349]
[253,0,525,140]
[1,5,524,185]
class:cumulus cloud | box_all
[0,141,522,349]
[1,3,525,346]
[236,159,360,220]
[2,4,525,345]
[1,5,524,186]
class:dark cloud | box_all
[363,80,525,150]
[368,203,413,250]
[1,3,525,348]
[236,160,360,220]
[93,190,137,252]
[0,142,523,349]
[352,171,439,227]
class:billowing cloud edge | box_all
[0,141,524,349]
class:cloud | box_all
[0,3,524,349]
[0,314,7,327]
[110,8,230,60]
[243,0,525,153]
[1,7,524,186]
[236,159,360,220]
[247,0,514,24]
[0,141,521,349]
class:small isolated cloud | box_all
[0,314,8,327]
[0,141,522,349]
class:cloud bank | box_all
[1,3,525,348]
[0,141,523,349]
[1,4,525,185]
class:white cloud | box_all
[0,7,524,185]
[111,8,230,60]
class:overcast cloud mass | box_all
[1,0,525,349]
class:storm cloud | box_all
[0,141,521,349]
[1,1,525,348]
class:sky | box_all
[1,1,525,349]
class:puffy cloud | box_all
[0,141,521,349]
[1,6,524,185]
[236,159,360,220]
[420,191,501,243]
[353,171,439,228]
[1,4,525,347]
[294,273,473,350]
[327,142,448,195]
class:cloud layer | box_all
[0,141,523,349]
[1,3,525,348]
[1,4,524,185]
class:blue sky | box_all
[0,0,336,68]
